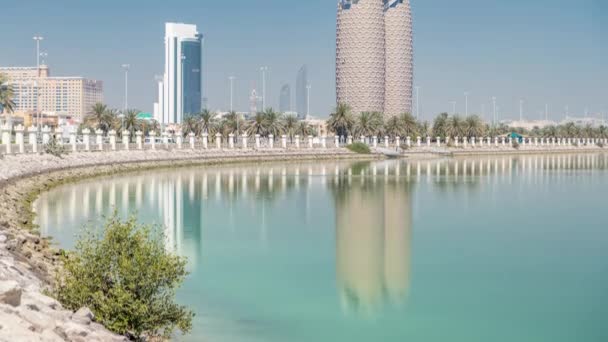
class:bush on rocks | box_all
[346,142,371,154]
[44,137,69,158]
[52,214,194,340]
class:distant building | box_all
[296,65,308,119]
[157,22,203,125]
[506,120,557,130]
[279,84,291,113]
[0,65,103,124]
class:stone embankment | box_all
[0,148,368,341]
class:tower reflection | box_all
[332,163,412,314]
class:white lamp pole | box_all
[306,84,311,119]
[464,91,469,117]
[450,101,456,115]
[492,97,497,125]
[121,64,130,111]
[33,36,44,131]
[229,76,236,112]
[415,86,420,119]
[260,66,268,110]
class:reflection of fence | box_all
[1,123,607,155]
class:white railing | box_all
[0,124,607,156]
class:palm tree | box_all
[384,116,403,138]
[181,115,200,136]
[86,103,116,133]
[542,125,558,138]
[400,112,418,137]
[0,73,15,115]
[353,112,383,138]
[197,109,216,134]
[432,113,449,138]
[222,111,246,136]
[295,121,313,137]
[262,108,284,138]
[463,115,484,138]
[446,115,464,138]
[327,103,354,138]
[283,114,298,142]
[122,109,140,141]
[247,112,265,137]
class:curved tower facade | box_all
[336,0,386,114]
[335,0,414,117]
[384,0,414,117]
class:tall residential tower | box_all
[336,0,413,117]
[296,65,308,119]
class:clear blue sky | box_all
[1,0,606,121]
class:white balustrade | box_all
[268,134,274,149]
[28,127,38,153]
[282,135,288,149]
[215,133,222,149]
[189,132,195,149]
[15,125,24,154]
[176,133,183,149]
[255,134,261,149]
[229,133,235,149]
[149,131,157,150]
[96,129,104,151]
[202,133,209,149]
[295,135,300,149]
[242,134,248,149]
[123,130,130,150]
[109,130,117,151]
[136,131,143,150]
[321,136,327,149]
[82,128,90,151]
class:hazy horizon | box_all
[0,0,606,121]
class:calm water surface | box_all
[35,154,608,342]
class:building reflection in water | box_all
[331,161,412,315]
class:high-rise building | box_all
[157,22,203,125]
[0,65,103,123]
[296,65,308,119]
[279,84,291,113]
[336,0,414,117]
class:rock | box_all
[0,280,22,307]
[72,307,94,325]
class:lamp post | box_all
[229,76,236,112]
[121,64,130,129]
[492,97,497,126]
[415,86,421,119]
[306,84,311,119]
[260,66,268,110]
[464,91,469,117]
[450,101,456,115]
[33,36,44,133]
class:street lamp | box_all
[121,64,130,129]
[228,76,236,112]
[492,97,497,125]
[306,84,311,119]
[464,91,469,117]
[260,67,269,110]
[33,36,44,132]
[450,101,456,115]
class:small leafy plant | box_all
[44,136,68,157]
[346,142,371,154]
[53,214,194,340]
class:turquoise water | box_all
[34,154,608,342]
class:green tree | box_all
[123,109,140,142]
[446,115,464,138]
[246,112,265,137]
[181,115,200,136]
[53,214,194,340]
[86,103,116,133]
[283,114,298,142]
[432,113,449,138]
[0,73,16,114]
[400,112,419,138]
[463,115,484,138]
[327,103,354,138]
[262,108,284,138]
[197,109,216,134]
[295,121,313,137]
[353,112,383,138]
[384,116,403,138]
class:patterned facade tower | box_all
[384,0,414,117]
[336,0,386,115]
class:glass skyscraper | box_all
[296,65,308,119]
[156,23,203,125]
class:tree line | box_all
[327,104,608,139]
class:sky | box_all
[0,0,606,121]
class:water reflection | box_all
[332,166,412,314]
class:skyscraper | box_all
[296,65,308,119]
[158,23,203,125]
[336,0,414,117]
[279,84,291,113]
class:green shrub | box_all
[53,214,194,340]
[346,142,371,154]
[44,136,69,157]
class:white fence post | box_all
[215,133,222,149]
[176,132,183,149]
[229,133,235,149]
[15,125,25,154]
[83,128,90,151]
[395,136,401,148]
[28,127,38,153]
[308,135,314,149]
[372,136,378,148]
[335,135,340,148]
[123,130,130,150]
[347,135,353,145]
[255,134,261,149]
[268,135,274,149]
[136,131,143,150]
[282,135,288,149]
[321,136,327,149]
[70,129,77,152]
[96,129,104,151]
[202,133,208,149]
[150,131,157,150]
[109,130,117,151]
[189,132,195,149]
[436,137,441,147]
[294,135,300,149]
[242,134,248,149]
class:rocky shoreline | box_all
[0,148,375,341]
